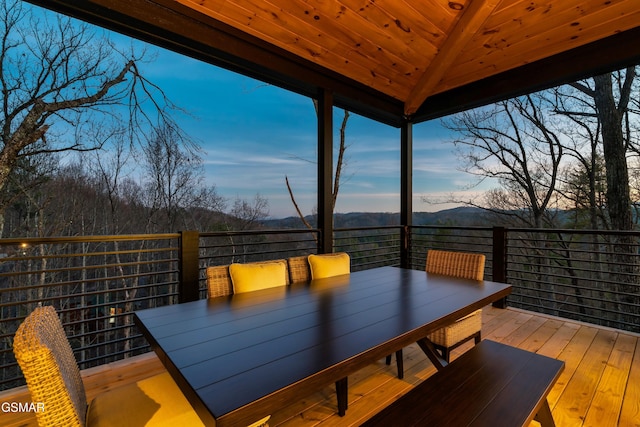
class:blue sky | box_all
[36,3,490,218]
[135,48,488,218]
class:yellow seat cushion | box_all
[87,372,271,426]
[229,261,288,293]
[87,372,204,427]
[247,415,271,427]
[308,253,350,279]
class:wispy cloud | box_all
[107,35,478,217]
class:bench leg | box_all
[336,377,348,416]
[534,400,556,427]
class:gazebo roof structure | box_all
[27,0,640,126]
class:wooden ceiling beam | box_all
[403,0,501,116]
[411,26,640,122]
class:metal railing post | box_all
[400,120,412,269]
[317,89,334,254]
[492,226,508,308]
[179,230,200,303]
[401,225,411,269]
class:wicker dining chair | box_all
[13,305,270,427]
[229,259,289,293]
[425,250,485,361]
[206,265,234,298]
[307,252,351,279]
[387,250,486,371]
[206,259,289,298]
[288,253,353,281]
[287,255,311,283]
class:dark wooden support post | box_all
[317,88,334,254]
[400,120,413,268]
[492,226,508,308]
[179,230,200,303]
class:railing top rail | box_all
[497,227,640,236]
[410,224,640,237]
[200,228,319,237]
[335,225,403,232]
[409,225,493,232]
[0,233,180,245]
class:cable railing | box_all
[0,234,181,390]
[334,226,402,270]
[2,225,640,391]
[504,228,640,333]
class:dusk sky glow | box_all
[41,3,494,219]
[137,48,490,218]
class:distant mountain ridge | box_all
[262,207,492,229]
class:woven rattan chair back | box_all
[206,265,234,298]
[425,250,485,281]
[13,305,87,427]
[287,255,311,283]
[424,249,486,363]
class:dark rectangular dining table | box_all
[134,266,512,427]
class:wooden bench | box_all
[362,340,564,427]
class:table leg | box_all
[534,399,556,427]
[385,350,405,379]
[336,377,348,416]
[395,350,404,379]
[416,337,448,371]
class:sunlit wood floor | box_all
[3,306,640,427]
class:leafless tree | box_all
[229,195,269,230]
[442,94,564,228]
[142,124,223,232]
[0,1,186,236]
[557,68,637,232]
[555,68,640,318]
[445,68,640,325]
[550,84,606,230]
[286,107,350,231]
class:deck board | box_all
[554,329,617,426]
[584,333,637,427]
[2,306,640,427]
[620,338,640,426]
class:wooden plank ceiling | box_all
[174,0,640,115]
[28,0,640,125]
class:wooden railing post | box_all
[492,226,508,308]
[179,230,200,303]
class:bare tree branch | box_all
[285,175,315,233]
[0,1,193,235]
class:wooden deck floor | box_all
[3,306,640,426]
